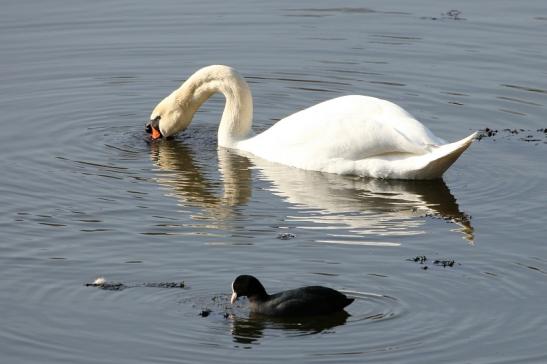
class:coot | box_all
[231,275,354,316]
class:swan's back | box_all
[237,95,471,178]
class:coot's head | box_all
[231,275,268,304]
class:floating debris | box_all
[199,309,212,317]
[145,281,185,288]
[85,278,126,291]
[407,256,457,270]
[85,277,186,291]
[477,127,498,140]
[433,259,456,268]
[407,255,428,264]
[198,309,232,319]
[443,9,464,20]
[477,127,547,143]
[423,9,466,21]
[198,308,231,319]
[93,277,105,285]
[277,232,296,240]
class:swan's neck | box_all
[175,65,253,147]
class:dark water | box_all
[2,1,547,363]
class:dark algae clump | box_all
[277,233,296,240]
[407,256,458,270]
[199,309,212,317]
[408,255,428,264]
[423,9,466,21]
[433,259,455,268]
[85,281,125,291]
[477,127,547,144]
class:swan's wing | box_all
[350,132,477,179]
[239,95,445,167]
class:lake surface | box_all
[2,0,547,363]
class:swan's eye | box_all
[151,116,161,129]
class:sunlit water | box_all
[1,1,547,363]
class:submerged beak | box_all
[151,126,162,140]
[230,291,238,304]
[145,120,162,140]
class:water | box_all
[1,0,547,363]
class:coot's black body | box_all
[231,275,354,317]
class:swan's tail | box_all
[414,132,478,179]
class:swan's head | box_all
[146,92,192,140]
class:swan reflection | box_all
[248,155,473,242]
[149,139,473,242]
[149,139,252,224]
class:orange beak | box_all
[151,126,162,140]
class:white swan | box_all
[146,65,477,179]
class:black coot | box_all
[231,275,354,316]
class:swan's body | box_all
[148,65,476,179]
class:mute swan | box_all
[146,65,477,179]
